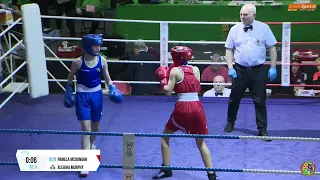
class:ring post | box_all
[123,133,135,180]
[281,22,291,86]
[160,22,168,66]
[21,4,49,98]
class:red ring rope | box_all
[263,62,319,66]
[277,42,320,45]
[263,22,320,45]
[265,22,320,25]
[266,84,320,87]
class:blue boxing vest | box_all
[76,55,102,88]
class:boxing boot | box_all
[207,172,218,180]
[79,171,89,178]
[152,164,173,179]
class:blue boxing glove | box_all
[64,84,75,108]
[109,84,123,104]
[228,68,237,79]
[268,67,277,82]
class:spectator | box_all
[116,42,160,80]
[122,41,158,95]
[1,1,24,52]
[290,58,307,96]
[55,0,76,37]
[3,0,20,14]
[76,0,106,34]
[291,58,307,88]
[32,0,55,33]
[312,57,320,85]
[3,0,22,30]
[203,76,231,97]
[201,54,231,83]
[145,45,160,60]
[132,40,160,60]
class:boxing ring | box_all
[0,4,320,180]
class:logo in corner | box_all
[301,161,315,176]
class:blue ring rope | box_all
[0,129,237,139]
[1,161,319,175]
[0,129,320,141]
[0,162,240,172]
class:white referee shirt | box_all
[225,20,277,67]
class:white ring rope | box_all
[0,61,27,87]
[115,81,228,86]
[0,18,21,39]
[0,80,27,109]
[43,36,226,45]
[47,79,231,86]
[243,169,319,175]
[0,40,23,62]
[41,15,239,25]
[45,58,275,66]
[45,58,229,65]
[103,60,230,65]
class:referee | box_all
[224,4,277,139]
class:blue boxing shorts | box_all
[75,90,103,121]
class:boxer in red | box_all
[152,46,217,180]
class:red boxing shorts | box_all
[166,101,208,134]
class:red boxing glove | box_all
[155,66,170,88]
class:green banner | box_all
[114,3,320,42]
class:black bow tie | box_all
[244,25,253,32]
[215,93,223,96]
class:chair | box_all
[80,6,109,34]
[80,18,106,34]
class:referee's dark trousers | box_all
[225,63,268,134]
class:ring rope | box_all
[45,58,320,66]
[45,79,320,87]
[42,36,320,45]
[0,18,21,39]
[0,129,320,141]
[44,37,161,43]
[46,79,231,85]
[0,162,318,175]
[110,81,320,87]
[40,15,320,25]
[113,81,320,87]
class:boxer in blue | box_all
[63,34,123,177]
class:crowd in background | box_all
[0,0,319,98]
[0,0,110,37]
[110,41,320,98]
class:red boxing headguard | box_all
[170,46,193,66]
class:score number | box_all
[25,157,37,163]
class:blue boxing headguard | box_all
[82,34,103,56]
